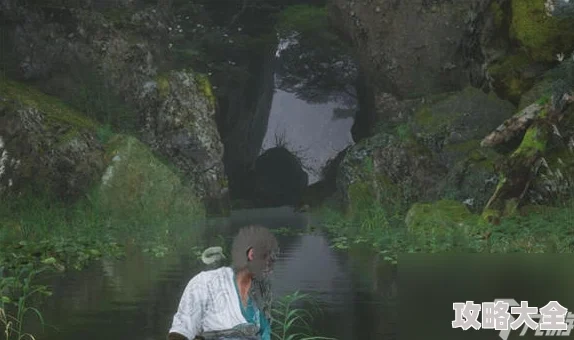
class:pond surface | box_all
[33,207,396,340]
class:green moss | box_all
[487,52,533,102]
[405,200,477,237]
[218,175,228,189]
[156,74,170,99]
[503,198,520,216]
[444,139,500,170]
[277,5,329,37]
[0,78,98,130]
[481,208,501,224]
[348,180,376,214]
[444,139,480,154]
[56,128,80,147]
[511,124,547,158]
[395,123,413,142]
[414,87,508,137]
[97,134,204,220]
[536,94,551,106]
[510,0,574,62]
[195,73,216,110]
[490,1,505,29]
[414,104,459,136]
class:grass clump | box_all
[271,291,336,340]
[0,265,52,340]
[0,133,207,338]
[317,185,574,264]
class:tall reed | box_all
[271,291,336,340]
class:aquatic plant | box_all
[270,291,336,340]
[0,265,51,340]
[318,192,574,263]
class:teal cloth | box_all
[233,276,271,340]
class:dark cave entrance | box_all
[206,2,363,210]
[223,36,359,210]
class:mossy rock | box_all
[481,208,502,225]
[96,134,204,220]
[0,78,98,132]
[527,135,574,205]
[510,0,574,63]
[155,71,216,109]
[490,1,505,30]
[414,87,515,151]
[337,132,446,211]
[405,200,479,237]
[487,52,537,104]
[518,77,554,110]
[151,68,226,206]
[155,73,171,100]
[511,123,548,159]
[0,78,104,200]
[195,73,216,111]
[440,141,501,213]
[518,60,574,110]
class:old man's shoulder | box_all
[189,266,233,284]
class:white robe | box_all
[169,267,257,339]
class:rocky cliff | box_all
[0,0,237,214]
[328,0,574,220]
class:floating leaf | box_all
[41,257,57,265]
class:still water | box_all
[33,207,395,340]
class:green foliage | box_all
[274,5,357,107]
[320,197,574,264]
[96,124,114,144]
[271,291,337,340]
[318,148,574,264]
[276,5,329,38]
[0,163,207,336]
[98,135,204,225]
[61,67,137,132]
[395,123,412,142]
[0,265,51,340]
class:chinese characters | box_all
[452,300,574,339]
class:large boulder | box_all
[338,87,517,213]
[485,0,574,104]
[328,0,506,100]
[0,1,229,212]
[301,146,349,208]
[142,70,226,205]
[252,147,309,208]
[405,199,480,239]
[0,78,105,201]
[336,132,447,212]
[411,87,515,212]
[97,134,204,220]
[476,58,574,215]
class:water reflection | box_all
[32,208,390,340]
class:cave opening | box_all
[222,6,360,210]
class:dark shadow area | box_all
[222,3,359,210]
